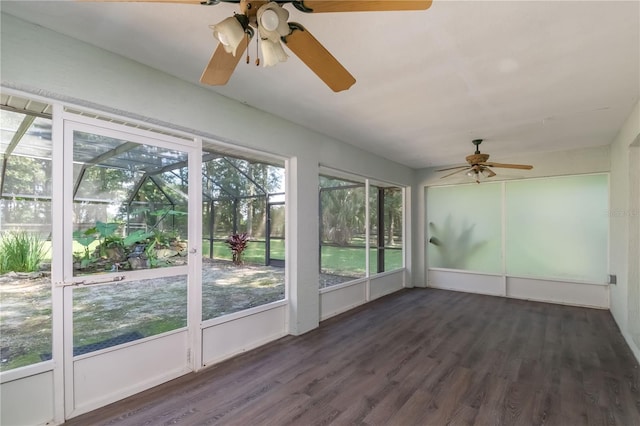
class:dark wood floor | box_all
[65,289,640,426]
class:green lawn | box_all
[320,246,403,276]
[203,240,402,274]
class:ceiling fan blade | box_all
[435,165,468,172]
[282,23,355,92]
[440,168,469,179]
[200,35,252,86]
[482,162,533,170]
[292,0,432,13]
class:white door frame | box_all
[59,115,202,418]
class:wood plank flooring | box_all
[64,289,640,426]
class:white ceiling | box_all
[2,0,639,169]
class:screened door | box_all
[61,119,197,418]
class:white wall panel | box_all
[320,282,367,320]
[427,270,609,308]
[202,306,287,367]
[72,331,189,417]
[370,271,405,300]
[0,371,54,426]
[428,269,504,296]
[506,277,608,308]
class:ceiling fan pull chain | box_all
[246,32,250,64]
[255,36,260,66]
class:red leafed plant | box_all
[225,233,250,265]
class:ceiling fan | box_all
[437,139,533,183]
[81,0,433,92]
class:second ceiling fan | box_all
[83,0,433,92]
[437,139,533,183]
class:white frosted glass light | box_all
[216,31,230,46]
[261,38,288,67]
[257,3,290,43]
[211,17,246,56]
[261,10,279,32]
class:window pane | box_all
[383,187,403,272]
[72,131,188,276]
[505,174,608,282]
[268,203,285,265]
[73,276,187,354]
[369,186,403,273]
[0,105,52,372]
[201,147,285,320]
[384,188,403,247]
[3,156,53,197]
[320,176,366,286]
[427,183,502,273]
[369,186,379,250]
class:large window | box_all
[427,183,502,273]
[505,174,608,282]
[1,104,53,371]
[426,174,609,283]
[319,174,405,288]
[201,143,285,320]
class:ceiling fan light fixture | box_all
[257,3,291,42]
[211,16,247,56]
[466,166,487,183]
[260,38,288,67]
[260,9,280,32]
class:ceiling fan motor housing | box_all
[466,153,490,165]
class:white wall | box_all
[412,145,611,288]
[610,100,640,362]
[1,371,54,426]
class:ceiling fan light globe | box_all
[215,31,230,46]
[211,17,246,56]
[260,10,279,32]
[260,38,288,67]
[257,3,291,42]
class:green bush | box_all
[0,231,47,273]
